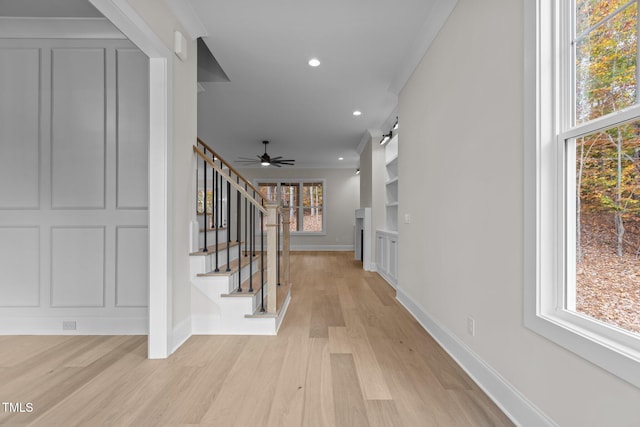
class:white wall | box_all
[239,168,359,250]
[398,0,640,425]
[0,38,149,333]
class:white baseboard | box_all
[376,270,397,289]
[290,245,354,251]
[275,290,292,333]
[395,288,557,427]
[172,316,192,354]
[0,316,147,335]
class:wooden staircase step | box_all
[197,255,260,277]
[190,240,242,256]
[245,283,289,318]
[221,270,266,297]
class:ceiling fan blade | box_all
[270,156,283,160]
[273,159,295,163]
[272,163,282,167]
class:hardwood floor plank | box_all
[335,277,357,310]
[132,336,249,426]
[301,338,335,427]
[0,336,99,388]
[364,276,396,307]
[28,338,151,427]
[3,336,146,426]
[64,335,132,367]
[331,353,370,427]
[266,336,310,427]
[0,335,74,367]
[328,326,352,354]
[198,336,284,426]
[365,400,404,427]
[449,389,515,427]
[309,291,330,338]
[351,337,392,400]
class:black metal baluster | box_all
[244,184,248,257]
[249,203,254,292]
[202,149,208,253]
[226,180,231,272]
[277,211,281,286]
[214,166,219,272]
[196,147,200,213]
[260,208,265,313]
[236,177,242,292]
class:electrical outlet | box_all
[466,317,475,337]
[62,320,77,331]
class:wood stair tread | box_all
[190,240,243,256]
[221,271,266,297]
[197,255,260,277]
[245,284,289,318]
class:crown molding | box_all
[0,17,126,39]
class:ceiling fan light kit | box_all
[236,141,296,167]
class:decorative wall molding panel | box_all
[0,38,149,334]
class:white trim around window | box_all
[524,0,640,389]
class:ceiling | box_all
[190,0,456,168]
[0,0,456,169]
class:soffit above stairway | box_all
[185,0,458,168]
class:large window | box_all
[526,0,640,387]
[256,180,325,233]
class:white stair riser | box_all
[198,229,229,249]
[191,273,276,335]
[190,246,244,274]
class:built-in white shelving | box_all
[376,134,399,287]
[384,136,399,232]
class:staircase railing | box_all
[194,138,288,314]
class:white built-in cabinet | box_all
[376,230,397,288]
[376,135,399,287]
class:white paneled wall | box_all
[0,39,149,334]
[0,48,40,209]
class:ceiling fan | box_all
[236,141,295,167]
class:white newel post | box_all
[266,203,278,314]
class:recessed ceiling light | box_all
[353,110,362,116]
[308,58,320,67]
[338,157,344,161]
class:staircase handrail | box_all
[194,145,267,215]
[196,137,266,205]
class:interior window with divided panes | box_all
[257,180,324,233]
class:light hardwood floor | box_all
[0,252,513,426]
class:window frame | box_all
[254,178,326,235]
[525,0,640,388]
